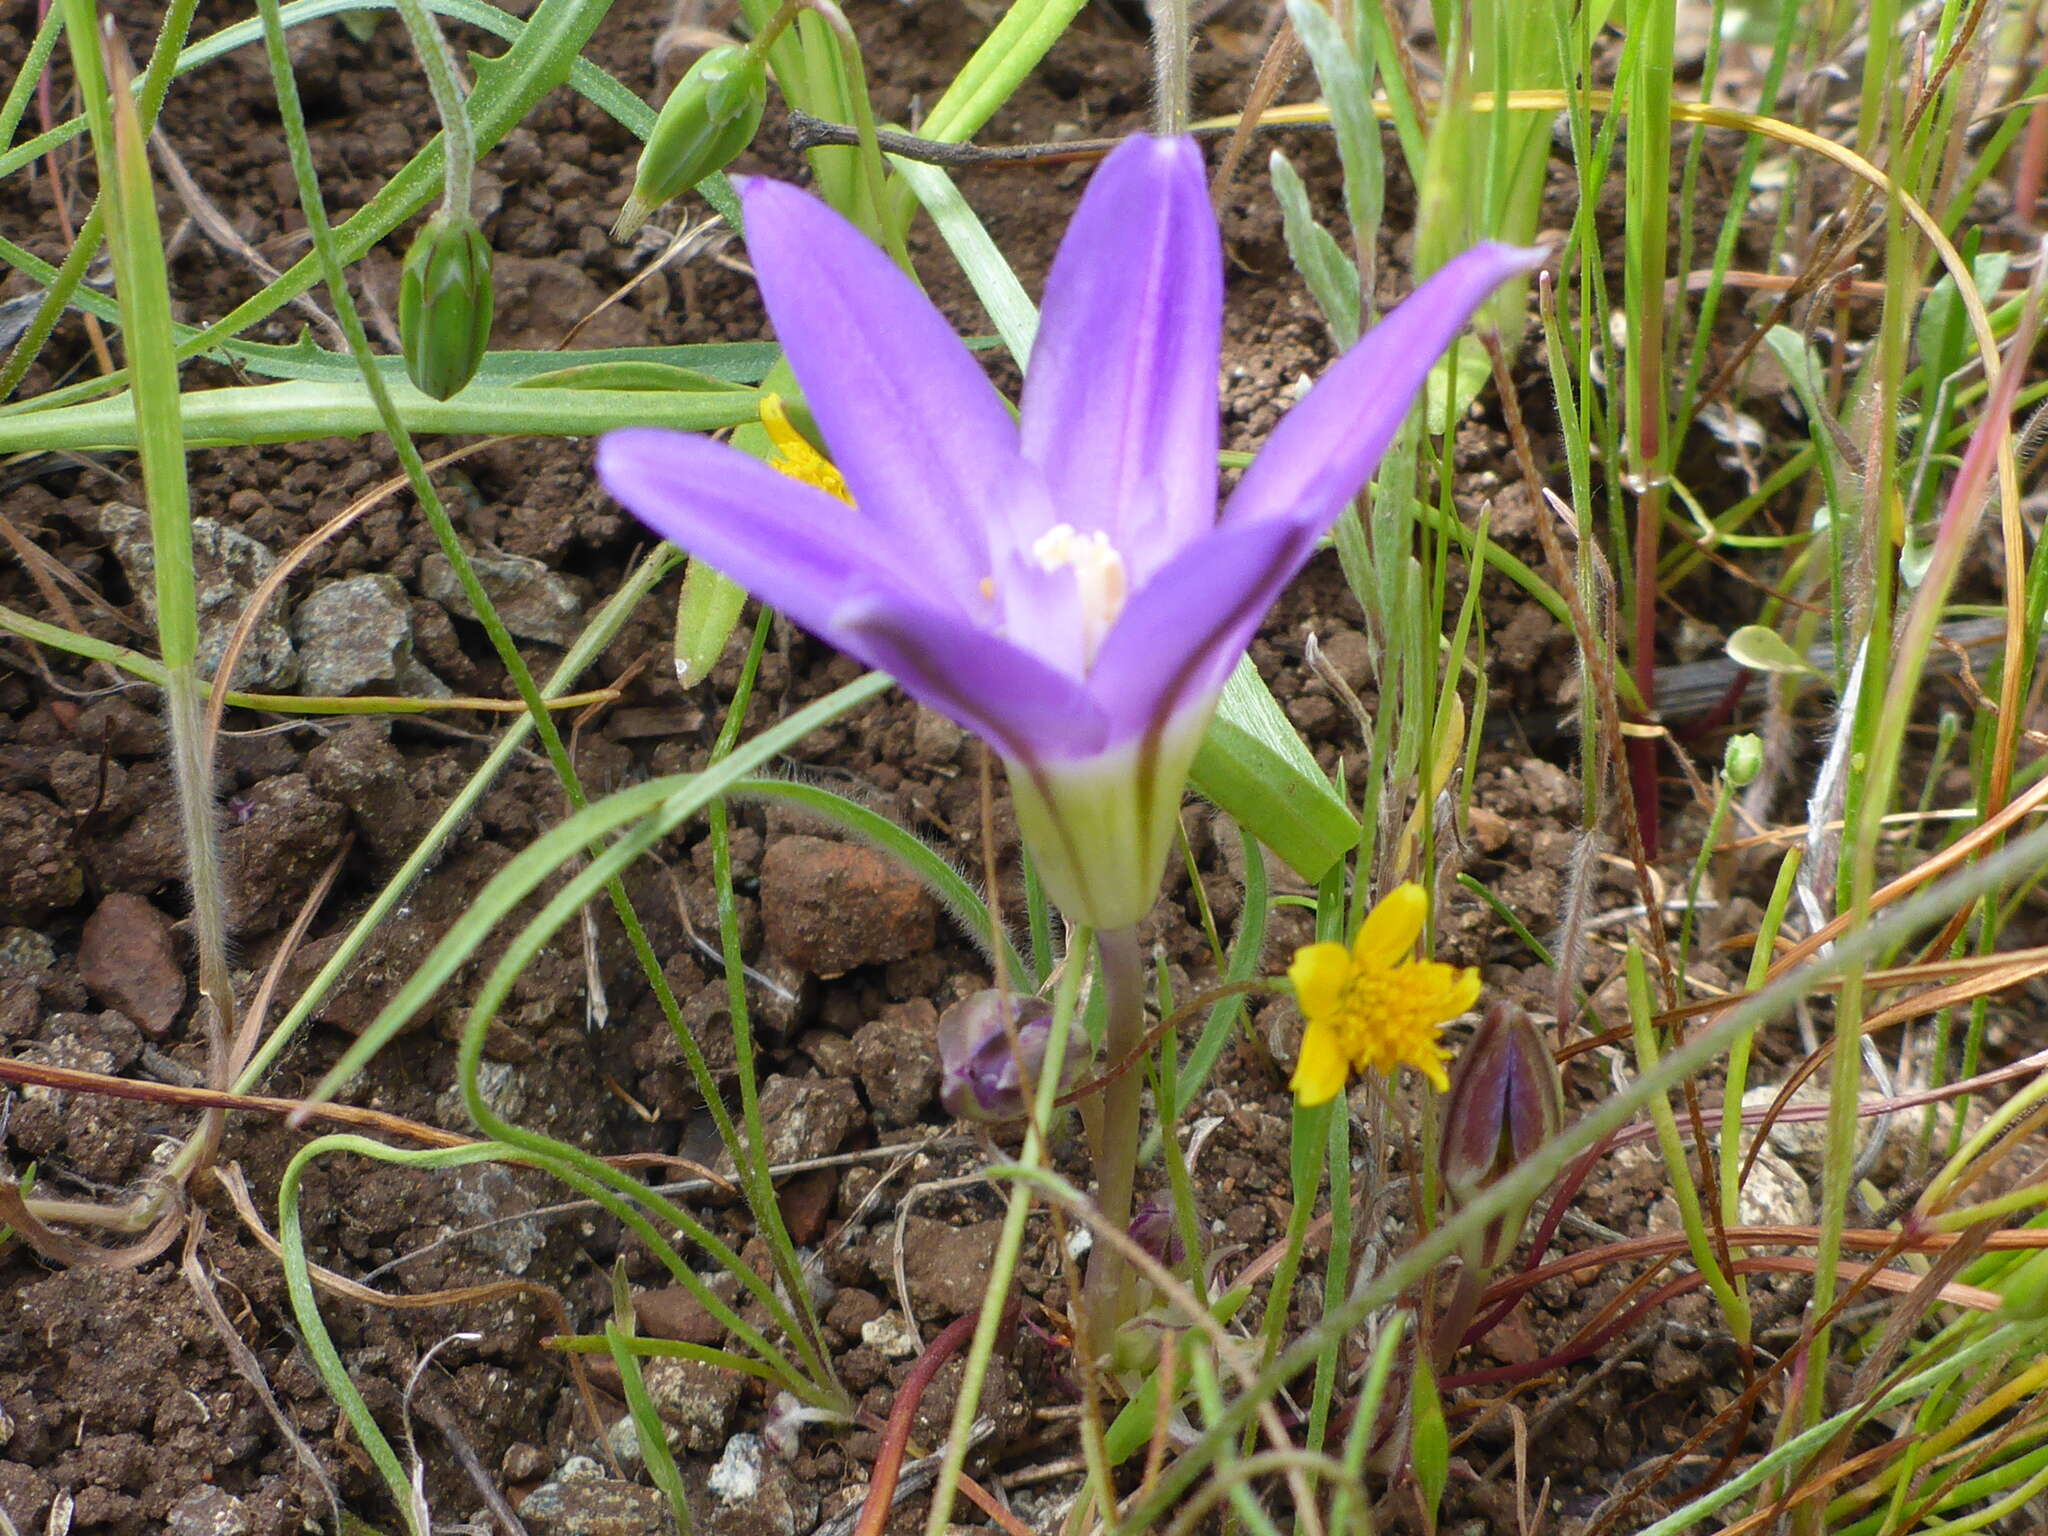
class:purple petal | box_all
[598,427,920,616]
[1083,516,1321,750]
[1224,242,1547,531]
[1020,137,1221,575]
[737,176,1023,600]
[834,591,1109,763]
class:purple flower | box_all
[935,989,1070,1122]
[598,138,1542,928]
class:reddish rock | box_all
[759,836,937,976]
[220,773,347,937]
[900,1215,1002,1317]
[77,893,185,1034]
[775,1166,840,1245]
[634,1281,734,1347]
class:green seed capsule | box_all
[615,45,767,238]
[398,212,493,401]
[1723,732,1764,788]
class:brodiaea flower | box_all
[598,138,1542,929]
[1288,884,1480,1104]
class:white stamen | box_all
[1030,523,1128,662]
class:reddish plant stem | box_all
[850,1310,983,1536]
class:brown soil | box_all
[4,2,2024,1533]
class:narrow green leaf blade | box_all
[1188,656,1359,882]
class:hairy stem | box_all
[391,0,474,213]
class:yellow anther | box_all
[760,394,851,504]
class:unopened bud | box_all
[615,45,768,238]
[1723,732,1764,788]
[398,211,493,400]
[1439,1001,1564,1270]
[937,990,1076,1123]
[1128,1196,1187,1269]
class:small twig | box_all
[1210,7,1300,202]
[786,109,1310,167]
[180,1215,346,1529]
[418,1391,532,1536]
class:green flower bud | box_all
[615,45,768,238]
[1723,732,1764,788]
[1439,1001,1564,1271]
[398,212,493,401]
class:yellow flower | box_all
[759,393,850,503]
[1288,883,1481,1105]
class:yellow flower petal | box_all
[1353,883,1427,968]
[1290,1018,1352,1105]
[1287,942,1354,1023]
[1404,961,1481,1022]
[1440,966,1482,1020]
[1409,1044,1451,1093]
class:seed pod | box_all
[615,45,768,238]
[936,989,1076,1123]
[1439,1000,1564,1269]
[398,211,493,400]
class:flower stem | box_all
[1079,925,1147,1351]
[390,0,474,215]
[1147,0,1190,136]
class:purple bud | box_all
[936,989,1068,1122]
[1439,1001,1564,1269]
[1128,1196,1187,1268]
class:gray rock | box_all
[422,549,584,646]
[708,1432,763,1502]
[0,926,57,977]
[645,1356,745,1452]
[702,1435,818,1536]
[518,1455,670,1536]
[294,574,448,697]
[1738,1146,1813,1229]
[713,1075,860,1176]
[166,1487,249,1536]
[0,793,83,923]
[86,504,296,690]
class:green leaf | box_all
[1410,1351,1449,1523]
[512,360,753,392]
[1915,251,2010,384]
[1725,624,1821,678]
[0,377,764,453]
[1286,0,1383,274]
[1269,150,1361,348]
[888,154,1038,364]
[1421,346,1494,435]
[1188,656,1359,883]
[606,1322,698,1533]
[674,559,748,688]
[217,333,781,385]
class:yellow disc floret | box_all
[760,393,851,504]
[1287,883,1481,1105]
